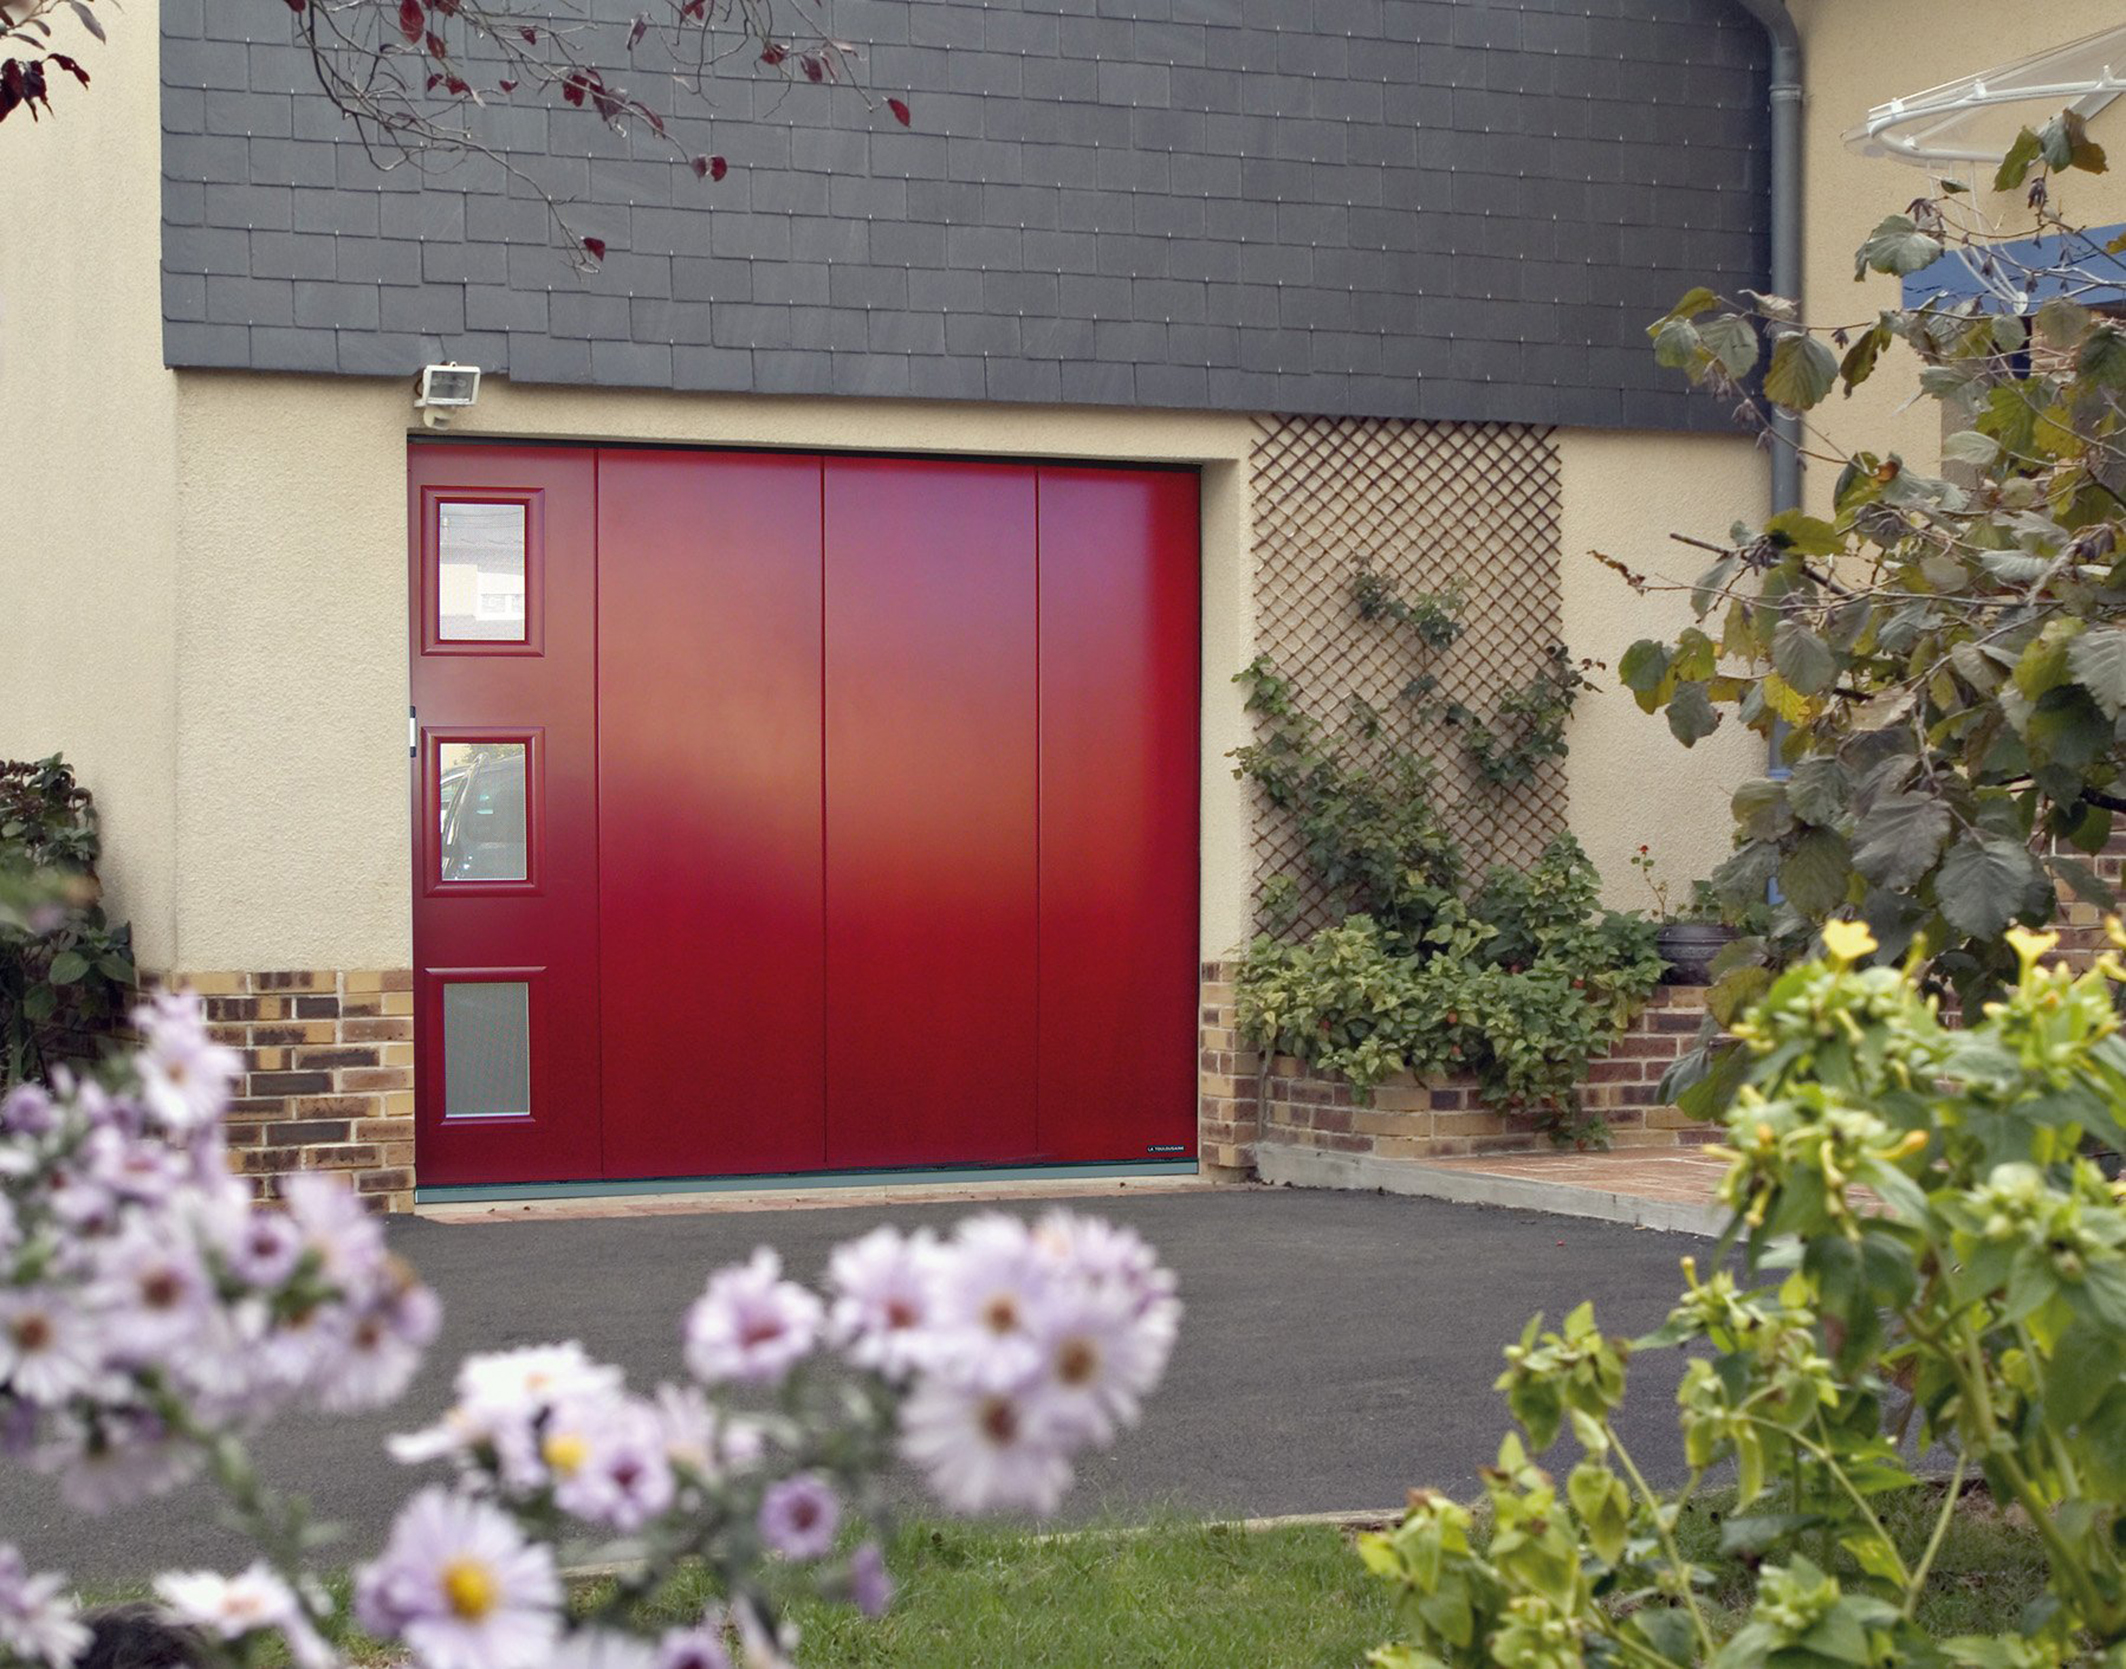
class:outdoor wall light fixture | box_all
[414,362,482,429]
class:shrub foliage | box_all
[1363,921,2126,1669]
[1231,573,1659,1144]
[0,755,133,1085]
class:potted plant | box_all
[1630,845,1734,986]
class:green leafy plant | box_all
[1233,566,1653,1145]
[1362,919,2126,1669]
[1445,645,1599,792]
[1235,837,1662,1145]
[1,754,135,1084]
[1613,124,2126,1066]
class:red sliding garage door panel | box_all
[597,450,827,1179]
[823,458,1040,1170]
[1038,468,1201,1162]
[408,444,601,1187]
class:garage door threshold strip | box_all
[417,1165,1231,1223]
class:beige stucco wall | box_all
[1789,0,2126,510]
[1558,431,1769,905]
[168,374,1257,968]
[0,3,180,965]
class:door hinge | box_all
[409,706,418,759]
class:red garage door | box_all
[408,446,1199,1188]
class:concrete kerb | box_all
[1255,1146,1729,1238]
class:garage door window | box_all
[438,740,528,882]
[438,502,528,643]
[442,981,531,1120]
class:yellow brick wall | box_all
[172,970,418,1213]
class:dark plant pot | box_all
[1656,920,1735,987]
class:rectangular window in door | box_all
[424,729,542,894]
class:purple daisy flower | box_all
[849,1541,894,1619]
[0,1544,89,1669]
[355,1486,561,1669]
[757,1472,841,1562]
[683,1250,822,1387]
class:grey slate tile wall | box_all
[160,0,1769,430]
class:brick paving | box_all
[1418,1147,1732,1208]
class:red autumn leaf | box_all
[758,43,787,66]
[582,236,607,262]
[49,52,89,86]
[519,25,537,43]
[424,71,441,90]
[431,0,458,13]
[445,75,469,95]
[799,53,825,82]
[398,0,424,44]
[626,13,647,49]
[282,0,305,11]
[887,96,910,126]
[692,153,728,181]
[681,0,705,17]
[497,77,517,92]
[425,30,446,58]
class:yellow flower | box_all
[542,1430,589,1477]
[1820,919,1877,965]
[442,1558,499,1621]
[2004,925,2060,970]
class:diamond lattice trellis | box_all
[1248,415,1569,933]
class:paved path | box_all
[5,1188,1704,1582]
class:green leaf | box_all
[2035,295,2093,350]
[1763,510,1843,557]
[1763,331,1839,411]
[46,950,89,985]
[2040,109,2107,175]
[1785,757,1847,825]
[1937,835,2041,939]
[1759,672,1812,724]
[1851,791,1951,891]
[1661,285,1721,323]
[1779,828,1852,916]
[2046,851,2115,912]
[1650,316,1703,370]
[1668,681,1720,746]
[1854,213,1944,279]
[1697,313,1760,377]
[1628,1610,1698,1666]
[2045,1318,2126,1428]
[2066,625,2126,718]
[1567,1460,1630,1565]
[1619,639,1672,696]
[1838,321,1891,393]
[1719,1513,1819,1556]
[1994,126,2043,191]
[2078,321,2126,388]
[1771,620,1837,697]
[1940,429,2000,469]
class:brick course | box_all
[1198,961,1715,1178]
[169,969,416,1213]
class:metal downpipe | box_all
[1734,0,1804,517]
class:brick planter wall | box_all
[171,970,417,1214]
[1199,962,1715,1179]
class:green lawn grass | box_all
[599,1517,1397,1669]
[68,1486,2058,1668]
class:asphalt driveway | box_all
[3,1187,1705,1581]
